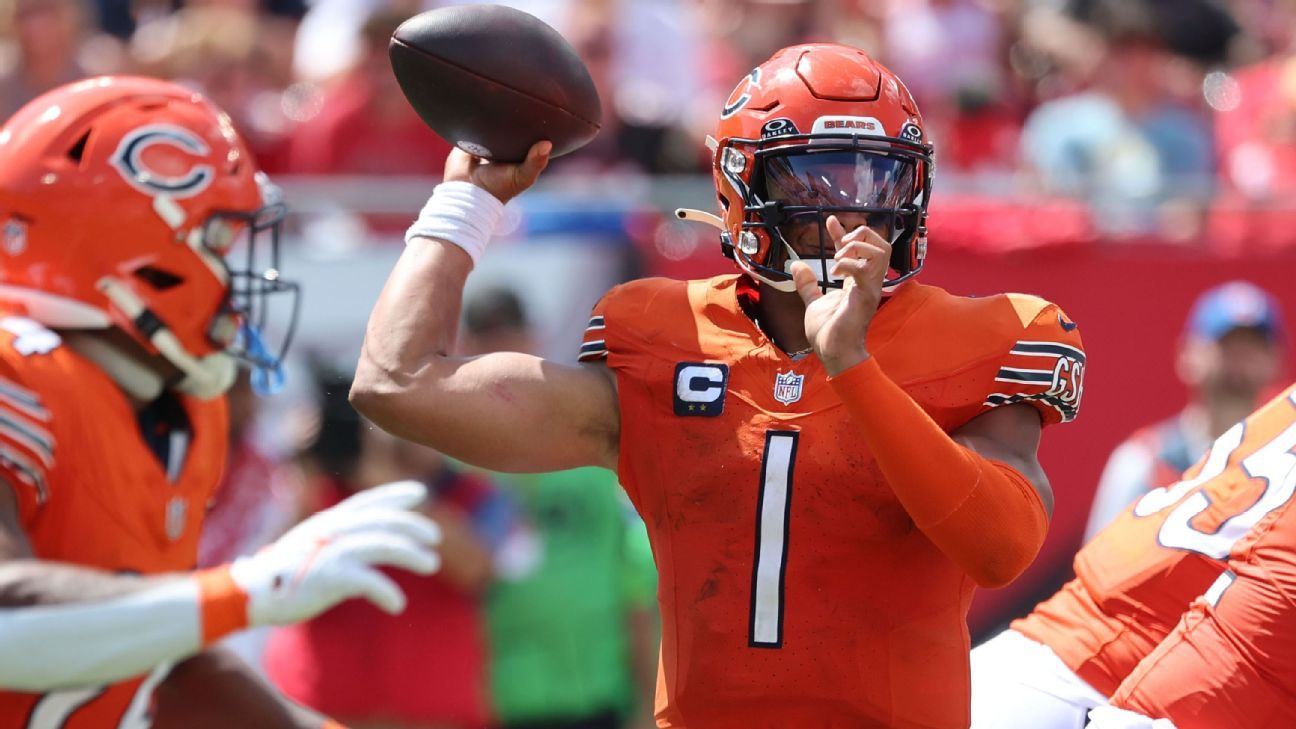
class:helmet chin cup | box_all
[98,275,238,400]
[175,352,238,400]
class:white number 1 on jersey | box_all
[750,431,797,647]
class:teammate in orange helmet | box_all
[353,44,1085,728]
[1080,383,1296,729]
[973,379,1296,728]
[0,77,441,729]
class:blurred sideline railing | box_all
[276,173,1296,257]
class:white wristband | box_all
[405,181,521,265]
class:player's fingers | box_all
[335,532,442,575]
[442,148,478,182]
[791,260,823,306]
[332,481,428,513]
[829,257,869,280]
[321,509,443,546]
[835,226,891,257]
[516,140,553,187]
[832,240,890,264]
[339,563,408,615]
[826,215,849,252]
[830,257,882,292]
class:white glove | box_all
[229,480,442,626]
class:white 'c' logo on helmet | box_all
[721,68,762,119]
[110,125,215,199]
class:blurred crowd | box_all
[3,2,1296,726]
[5,0,1296,243]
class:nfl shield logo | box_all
[773,371,805,406]
[165,496,188,542]
[2,218,26,256]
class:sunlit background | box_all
[4,1,1295,727]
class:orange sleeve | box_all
[832,356,1048,588]
[576,279,671,364]
[980,300,1086,426]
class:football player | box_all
[972,380,1296,729]
[0,77,441,728]
[352,44,1085,728]
[1081,383,1296,729]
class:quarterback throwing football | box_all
[354,44,1086,729]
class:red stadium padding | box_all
[926,244,1296,638]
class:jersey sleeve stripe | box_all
[1204,569,1236,607]
[0,443,48,504]
[586,316,605,328]
[0,409,54,467]
[995,368,1054,384]
[0,377,49,421]
[1010,341,1086,364]
[985,392,1078,422]
[577,337,608,362]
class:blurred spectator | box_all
[94,0,306,40]
[880,0,1007,111]
[130,4,298,171]
[1084,280,1286,539]
[1019,0,1216,235]
[1206,43,1296,255]
[198,370,304,672]
[285,5,451,176]
[0,0,94,121]
[459,287,660,729]
[265,368,514,729]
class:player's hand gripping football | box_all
[443,140,552,204]
[229,480,442,626]
[791,216,891,376]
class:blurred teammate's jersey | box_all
[486,467,657,725]
[0,314,228,728]
[1108,386,1296,727]
[1015,382,1296,698]
[581,275,1084,729]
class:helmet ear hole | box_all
[132,266,185,291]
[66,131,91,164]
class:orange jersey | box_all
[1013,383,1296,698]
[1111,386,1296,727]
[579,275,1084,729]
[0,315,227,729]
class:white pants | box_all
[970,629,1109,729]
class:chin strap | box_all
[238,322,286,396]
[61,332,166,403]
[96,276,236,401]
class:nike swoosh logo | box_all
[1058,313,1078,332]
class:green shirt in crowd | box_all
[486,466,658,726]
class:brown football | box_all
[389,4,602,163]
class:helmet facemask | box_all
[720,132,932,294]
[201,197,300,397]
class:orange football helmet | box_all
[0,76,298,398]
[686,44,933,292]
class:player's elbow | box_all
[963,532,1044,588]
[967,555,1029,589]
[349,363,406,428]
